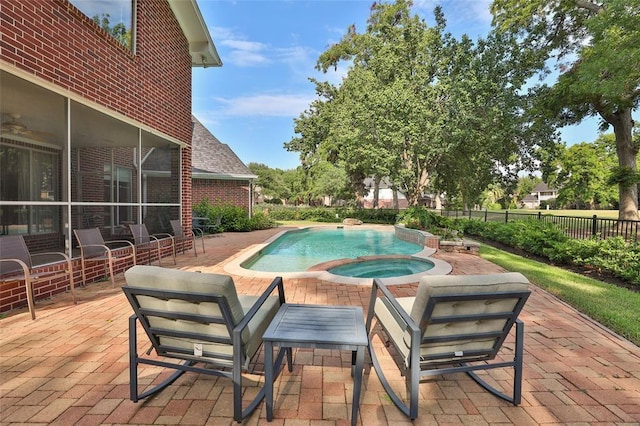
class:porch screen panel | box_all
[0,140,61,235]
[140,132,180,233]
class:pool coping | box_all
[223,224,452,285]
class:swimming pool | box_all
[242,227,422,272]
[225,225,452,285]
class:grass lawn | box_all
[480,244,640,347]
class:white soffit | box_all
[168,0,222,68]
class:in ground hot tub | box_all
[327,256,435,278]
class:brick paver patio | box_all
[1,227,639,425]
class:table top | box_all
[263,304,368,348]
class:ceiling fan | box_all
[1,113,54,142]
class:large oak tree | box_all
[492,0,640,220]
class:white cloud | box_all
[211,26,272,67]
[220,39,267,52]
[203,93,317,119]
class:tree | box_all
[92,14,131,48]
[307,161,350,205]
[551,136,618,209]
[492,0,640,219]
[247,163,287,201]
[311,0,447,206]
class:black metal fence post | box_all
[592,215,598,237]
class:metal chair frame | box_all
[169,219,201,256]
[0,234,75,319]
[128,223,176,266]
[366,278,530,420]
[73,227,136,287]
[123,274,291,422]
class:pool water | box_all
[328,258,435,278]
[242,227,422,272]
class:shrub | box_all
[263,206,399,224]
[461,217,640,287]
[193,199,277,232]
[397,207,464,238]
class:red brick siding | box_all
[0,0,199,313]
[1,0,192,144]
[0,242,181,313]
[1,0,194,228]
[23,233,63,252]
[182,146,193,226]
[193,179,252,210]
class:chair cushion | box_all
[375,273,530,365]
[238,294,281,367]
[124,265,280,368]
[125,265,245,324]
[410,272,530,324]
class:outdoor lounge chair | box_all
[192,215,221,235]
[170,219,202,256]
[366,272,531,420]
[122,265,290,422]
[128,223,176,266]
[74,227,136,287]
[0,234,76,320]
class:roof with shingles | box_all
[191,115,257,180]
[531,182,557,193]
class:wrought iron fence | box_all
[440,210,640,242]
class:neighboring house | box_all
[522,183,559,209]
[362,177,408,209]
[191,116,257,215]
[0,0,220,312]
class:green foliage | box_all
[549,136,618,209]
[460,219,569,258]
[266,207,339,222]
[193,199,277,232]
[462,218,640,287]
[608,166,640,188]
[287,1,541,209]
[397,207,464,238]
[92,13,131,48]
[492,0,639,219]
[265,206,399,224]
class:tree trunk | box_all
[605,108,639,221]
[373,176,381,208]
[434,192,442,209]
[392,188,399,210]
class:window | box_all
[69,0,135,50]
[0,141,60,234]
[104,165,132,225]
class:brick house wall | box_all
[0,0,198,313]
[193,179,252,210]
[1,0,194,222]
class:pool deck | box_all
[1,226,639,425]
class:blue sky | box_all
[193,0,601,170]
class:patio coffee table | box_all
[263,303,368,426]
